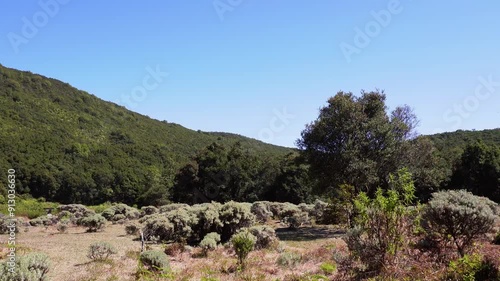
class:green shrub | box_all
[277,252,302,268]
[344,168,417,272]
[320,262,337,274]
[0,252,51,281]
[200,232,221,256]
[443,254,499,281]
[231,230,256,267]
[139,250,170,272]
[87,242,117,261]
[422,190,498,257]
[79,214,107,232]
[0,198,58,219]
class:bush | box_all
[141,206,159,217]
[0,252,51,281]
[165,242,186,256]
[251,201,273,223]
[101,203,140,222]
[79,214,107,232]
[57,223,68,233]
[219,201,256,241]
[159,203,189,213]
[344,168,417,272]
[245,225,278,250]
[142,215,174,242]
[125,223,141,236]
[320,262,337,274]
[0,215,17,234]
[494,231,500,245]
[87,242,117,261]
[231,230,256,267]
[139,250,170,272]
[422,190,498,257]
[189,203,223,243]
[277,252,302,268]
[29,215,57,227]
[200,232,221,256]
[443,254,499,281]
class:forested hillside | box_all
[0,64,291,205]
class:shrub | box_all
[56,223,68,233]
[443,254,499,281]
[0,215,17,234]
[494,231,500,245]
[29,215,56,227]
[125,223,141,236]
[0,252,51,281]
[344,168,417,272]
[87,242,117,261]
[284,211,310,230]
[200,232,221,256]
[165,242,186,256]
[251,201,273,223]
[219,201,256,241]
[142,215,174,242]
[422,190,498,257]
[231,230,256,267]
[79,214,107,232]
[139,250,170,272]
[101,203,140,222]
[277,252,302,268]
[141,206,159,217]
[58,204,95,220]
[189,203,223,243]
[320,262,337,274]
[159,203,189,213]
[245,225,278,250]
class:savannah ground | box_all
[0,221,347,281]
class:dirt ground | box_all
[0,222,345,281]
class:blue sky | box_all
[1,1,499,147]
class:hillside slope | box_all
[0,64,291,204]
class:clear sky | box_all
[1,1,499,147]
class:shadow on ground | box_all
[275,226,346,241]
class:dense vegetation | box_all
[0,64,499,207]
[0,64,291,205]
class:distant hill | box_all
[428,129,500,151]
[0,64,291,204]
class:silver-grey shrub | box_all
[87,241,117,261]
[245,225,278,250]
[422,190,498,256]
[0,252,50,281]
[101,203,140,222]
[251,201,273,223]
[200,232,221,256]
[219,201,256,241]
[139,250,170,273]
[79,214,107,232]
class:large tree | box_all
[297,90,423,195]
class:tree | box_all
[449,141,500,202]
[297,90,420,195]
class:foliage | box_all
[231,230,256,267]
[139,250,170,273]
[87,241,117,261]
[219,201,256,241]
[0,64,290,207]
[125,223,141,236]
[101,203,140,222]
[443,254,499,281]
[344,168,418,272]
[449,141,500,202]
[320,262,337,274]
[57,222,68,233]
[277,252,302,268]
[323,184,356,226]
[0,198,59,219]
[79,214,107,232]
[250,201,273,223]
[0,252,51,281]
[422,190,498,257]
[200,232,221,256]
[245,225,278,250]
[297,91,424,196]
[29,215,57,227]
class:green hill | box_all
[0,64,291,205]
